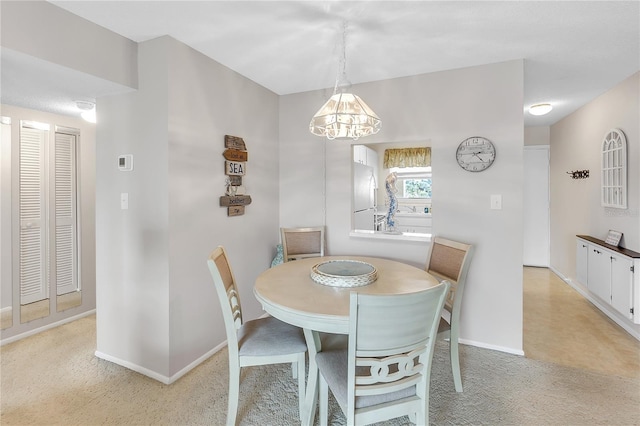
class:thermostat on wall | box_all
[118,155,133,171]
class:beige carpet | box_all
[1,315,639,425]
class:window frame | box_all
[391,167,432,201]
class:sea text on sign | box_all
[226,161,246,176]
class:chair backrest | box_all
[346,282,450,424]
[207,246,242,355]
[425,236,474,318]
[280,226,325,262]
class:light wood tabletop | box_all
[254,255,440,334]
[254,255,441,426]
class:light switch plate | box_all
[490,194,502,210]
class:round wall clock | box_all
[456,136,496,172]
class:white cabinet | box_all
[576,240,588,286]
[587,245,613,303]
[353,145,379,188]
[395,215,432,234]
[576,236,639,324]
[611,254,634,319]
[353,145,367,164]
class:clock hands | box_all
[472,151,484,162]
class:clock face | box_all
[456,137,496,172]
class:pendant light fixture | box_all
[309,21,381,140]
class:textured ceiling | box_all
[4,1,640,126]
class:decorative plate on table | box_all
[310,260,378,287]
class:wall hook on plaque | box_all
[567,169,589,179]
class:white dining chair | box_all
[207,246,307,425]
[280,226,325,262]
[316,282,450,426]
[425,236,474,392]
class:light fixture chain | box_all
[341,20,348,83]
[308,18,381,140]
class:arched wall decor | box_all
[601,128,627,209]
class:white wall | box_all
[96,36,281,379]
[0,104,96,339]
[550,72,640,277]
[1,1,138,89]
[280,60,525,354]
[96,38,171,376]
[166,38,280,374]
[525,126,550,146]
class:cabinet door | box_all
[610,254,633,319]
[587,245,610,302]
[353,145,366,164]
[576,239,589,286]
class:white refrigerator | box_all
[353,163,376,230]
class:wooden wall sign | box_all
[227,206,245,217]
[221,135,250,216]
[226,161,246,176]
[225,135,246,150]
[220,195,252,206]
[223,149,248,162]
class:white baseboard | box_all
[459,338,525,356]
[95,340,228,385]
[0,309,96,346]
[550,266,640,341]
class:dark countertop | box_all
[577,235,640,258]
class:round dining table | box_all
[254,255,441,426]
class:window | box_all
[403,178,432,198]
[390,167,432,200]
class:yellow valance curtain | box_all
[383,147,431,168]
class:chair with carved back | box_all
[316,282,450,426]
[425,236,474,392]
[280,226,325,262]
[207,246,307,425]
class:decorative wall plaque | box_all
[220,135,250,216]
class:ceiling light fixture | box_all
[76,100,97,123]
[528,103,553,116]
[309,21,381,140]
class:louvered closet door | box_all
[19,126,48,304]
[54,132,78,296]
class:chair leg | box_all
[227,362,240,426]
[297,354,306,419]
[319,375,329,426]
[450,337,463,393]
[291,361,298,379]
